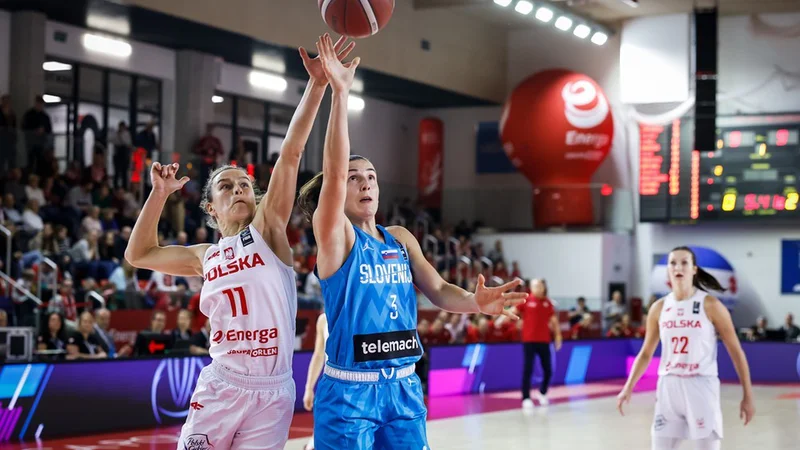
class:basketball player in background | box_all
[296,34,527,450]
[125,34,356,450]
[617,246,755,450]
[302,311,328,450]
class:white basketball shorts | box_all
[177,361,296,450]
[652,375,723,441]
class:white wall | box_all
[0,10,9,96]
[624,13,800,326]
[472,232,632,311]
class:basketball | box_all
[319,0,395,38]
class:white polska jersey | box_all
[200,224,297,376]
[657,289,718,377]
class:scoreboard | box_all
[639,114,800,223]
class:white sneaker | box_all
[522,398,534,410]
[534,391,549,406]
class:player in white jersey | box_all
[302,312,328,450]
[125,35,357,450]
[617,246,755,450]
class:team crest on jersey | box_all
[224,248,234,260]
[240,228,254,247]
[677,309,684,317]
[692,301,701,314]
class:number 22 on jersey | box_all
[223,286,248,317]
[671,336,689,354]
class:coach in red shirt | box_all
[511,278,562,408]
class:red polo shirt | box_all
[519,295,555,343]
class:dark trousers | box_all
[521,342,552,399]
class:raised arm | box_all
[124,162,208,276]
[617,299,663,415]
[707,295,755,425]
[312,35,361,278]
[253,36,355,265]
[387,226,526,315]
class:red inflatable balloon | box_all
[500,69,614,228]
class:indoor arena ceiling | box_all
[416,0,800,27]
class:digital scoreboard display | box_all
[639,114,800,222]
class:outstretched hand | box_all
[315,34,360,93]
[299,34,356,86]
[473,275,527,319]
[150,162,189,196]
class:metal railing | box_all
[0,268,43,332]
[0,224,10,276]
[422,234,438,254]
[38,257,59,300]
[86,291,106,309]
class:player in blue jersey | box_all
[296,35,528,450]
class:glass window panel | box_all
[43,61,74,100]
[237,98,264,132]
[109,73,132,108]
[213,93,232,126]
[137,77,160,113]
[78,67,104,104]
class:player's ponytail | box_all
[670,246,726,293]
[296,155,371,223]
[694,267,725,293]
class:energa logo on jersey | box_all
[650,246,738,309]
[151,357,206,424]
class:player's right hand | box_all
[303,390,314,411]
[616,387,632,416]
[151,162,189,195]
[740,395,755,426]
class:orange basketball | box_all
[319,0,395,38]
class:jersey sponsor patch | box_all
[241,227,254,247]
[353,329,422,362]
[692,301,701,314]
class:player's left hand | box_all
[740,395,755,426]
[473,274,527,319]
[299,33,356,86]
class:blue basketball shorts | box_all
[312,363,430,450]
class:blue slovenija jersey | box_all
[318,224,423,370]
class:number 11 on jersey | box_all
[223,286,248,317]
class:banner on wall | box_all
[475,121,516,173]
[781,240,800,294]
[418,118,445,209]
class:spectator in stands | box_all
[571,313,594,340]
[70,229,100,265]
[746,316,769,341]
[193,226,209,244]
[3,193,22,225]
[569,297,591,327]
[193,124,224,181]
[12,269,37,327]
[93,308,116,357]
[86,150,109,186]
[37,311,68,352]
[0,309,7,327]
[445,313,468,343]
[93,184,113,209]
[426,317,453,345]
[112,121,134,189]
[49,278,78,323]
[417,319,431,346]
[780,313,800,343]
[21,95,52,169]
[172,309,193,343]
[487,240,504,263]
[108,259,141,309]
[82,206,103,236]
[0,94,17,171]
[98,232,118,263]
[604,290,627,330]
[607,314,634,338]
[66,311,107,360]
[464,317,489,344]
[21,199,44,235]
[190,319,211,355]
[25,174,46,207]
[145,271,184,310]
[113,226,131,260]
[135,120,158,159]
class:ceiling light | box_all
[348,95,365,112]
[493,0,513,6]
[212,95,224,104]
[82,33,132,58]
[514,1,534,15]
[535,7,554,22]
[591,31,608,45]
[248,71,287,92]
[42,94,61,103]
[42,61,72,72]
[555,16,573,31]
[573,24,591,39]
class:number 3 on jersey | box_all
[671,336,689,354]
[223,286,248,317]
[389,294,398,320]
